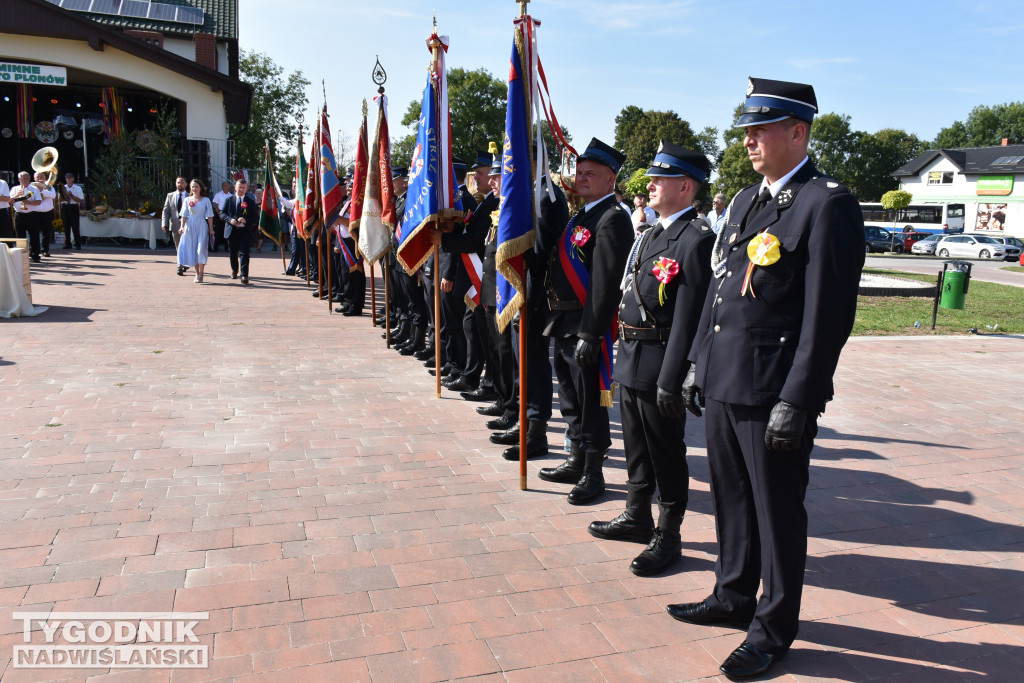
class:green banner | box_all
[977,175,1014,196]
[0,61,67,86]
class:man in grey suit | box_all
[162,176,189,275]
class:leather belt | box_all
[618,322,671,341]
[547,299,582,311]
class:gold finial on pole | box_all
[516,0,529,17]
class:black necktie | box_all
[753,187,772,215]
[176,193,182,212]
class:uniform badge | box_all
[777,189,793,207]
[741,232,782,298]
[827,181,839,188]
[728,232,737,244]
[746,78,754,96]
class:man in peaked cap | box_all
[588,141,715,577]
[667,78,865,680]
[539,138,634,504]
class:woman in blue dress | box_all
[177,179,214,283]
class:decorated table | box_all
[80,215,164,250]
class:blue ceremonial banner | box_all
[495,35,536,332]
[397,70,463,274]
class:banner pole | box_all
[317,228,323,300]
[304,237,311,287]
[370,262,377,327]
[384,263,392,348]
[327,228,333,314]
[434,242,442,399]
[519,302,528,490]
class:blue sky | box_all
[239,0,1024,158]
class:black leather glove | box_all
[656,387,686,418]
[574,338,601,367]
[765,400,808,452]
[681,365,703,417]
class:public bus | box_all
[860,202,965,234]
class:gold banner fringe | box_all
[600,384,616,408]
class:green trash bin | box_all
[939,260,971,310]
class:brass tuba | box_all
[31,146,59,187]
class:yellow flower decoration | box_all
[741,232,782,298]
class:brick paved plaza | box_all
[2,249,1023,682]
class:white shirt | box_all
[32,185,56,213]
[631,205,656,231]
[760,155,810,198]
[0,179,9,209]
[62,183,85,204]
[584,193,616,213]
[11,184,40,213]
[212,190,233,211]
[658,206,695,230]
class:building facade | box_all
[893,141,1024,238]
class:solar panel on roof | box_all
[147,2,177,21]
[121,0,149,17]
[88,0,121,15]
[60,0,92,9]
[176,6,205,24]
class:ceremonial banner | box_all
[319,106,344,228]
[494,29,535,332]
[304,131,320,236]
[396,33,463,274]
[257,143,283,247]
[293,132,310,238]
[357,94,396,264]
[462,252,483,309]
[349,101,369,231]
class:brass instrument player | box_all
[10,172,42,262]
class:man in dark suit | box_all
[538,138,634,504]
[668,78,865,680]
[219,179,259,284]
[588,142,715,577]
[161,176,188,274]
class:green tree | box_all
[934,102,1024,147]
[624,168,650,198]
[613,107,699,179]
[712,142,760,204]
[231,50,310,179]
[808,112,856,182]
[848,128,925,201]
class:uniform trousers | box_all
[15,212,41,258]
[287,230,305,274]
[513,304,553,424]
[0,209,14,239]
[485,307,516,410]
[703,398,817,655]
[552,335,610,453]
[228,227,252,279]
[342,237,365,310]
[619,385,688,514]
[60,204,81,247]
[404,272,429,328]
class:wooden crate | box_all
[1,238,31,304]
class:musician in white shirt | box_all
[10,172,42,262]
[32,172,57,257]
[60,171,85,250]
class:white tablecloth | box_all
[80,217,163,249]
[0,244,47,318]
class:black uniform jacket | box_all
[439,187,479,281]
[220,193,259,229]
[526,179,569,310]
[543,195,634,339]
[441,190,494,279]
[689,162,865,412]
[614,213,715,394]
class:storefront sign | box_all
[0,61,67,86]
[977,175,1014,196]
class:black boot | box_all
[538,441,585,484]
[502,421,548,461]
[588,498,654,544]
[567,448,605,505]
[392,320,412,346]
[629,510,684,576]
[400,326,426,355]
[485,411,517,431]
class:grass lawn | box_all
[1002,265,1024,273]
[854,269,1024,335]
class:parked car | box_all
[935,234,1020,260]
[900,231,934,252]
[964,234,1024,260]
[911,233,944,255]
[865,226,904,254]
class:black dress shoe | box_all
[62,244,72,250]
[588,510,654,544]
[501,437,547,461]
[177,266,186,276]
[629,528,682,576]
[719,641,780,681]
[476,402,505,417]
[460,385,499,402]
[428,366,452,378]
[665,601,752,630]
[413,345,435,361]
[337,302,352,312]
[485,413,517,431]
[445,378,476,393]
[489,426,520,445]
[567,472,605,505]
[342,308,362,317]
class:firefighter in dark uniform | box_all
[538,138,634,504]
[667,78,865,680]
[587,142,715,577]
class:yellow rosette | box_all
[740,232,781,298]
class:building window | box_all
[993,155,1024,165]
[927,171,953,185]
